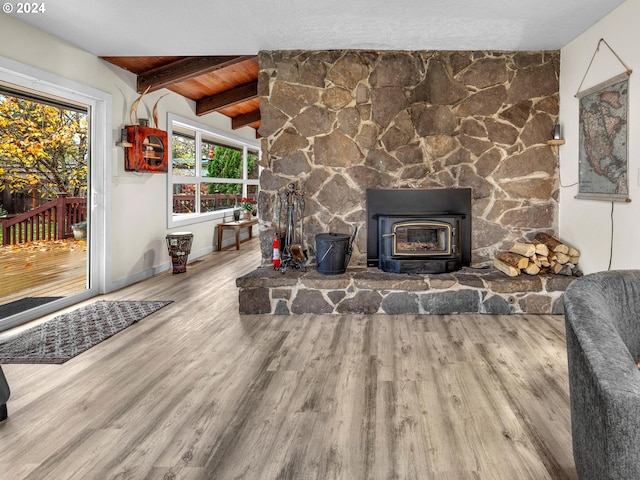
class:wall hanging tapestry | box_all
[575,39,632,202]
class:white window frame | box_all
[167,113,261,228]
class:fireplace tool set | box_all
[276,183,307,273]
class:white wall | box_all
[559,0,640,274]
[0,15,258,290]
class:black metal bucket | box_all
[316,232,351,275]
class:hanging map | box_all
[577,72,629,201]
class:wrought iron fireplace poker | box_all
[277,183,306,273]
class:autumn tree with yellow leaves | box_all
[0,94,88,202]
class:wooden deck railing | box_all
[0,194,87,245]
[173,193,257,214]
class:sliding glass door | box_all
[0,57,110,331]
[0,88,89,322]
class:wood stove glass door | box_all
[393,221,451,256]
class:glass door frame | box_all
[0,56,111,332]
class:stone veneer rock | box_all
[257,50,560,267]
[236,268,573,315]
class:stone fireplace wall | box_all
[257,50,560,267]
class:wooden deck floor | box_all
[0,239,577,479]
[0,239,87,306]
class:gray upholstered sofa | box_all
[564,270,640,480]
[0,366,8,421]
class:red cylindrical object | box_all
[273,234,281,269]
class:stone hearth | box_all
[248,49,564,316]
[236,267,573,315]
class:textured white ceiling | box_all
[8,0,626,55]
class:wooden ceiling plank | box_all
[196,81,258,116]
[137,55,255,93]
[231,110,261,130]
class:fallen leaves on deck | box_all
[0,239,87,256]
[0,239,87,270]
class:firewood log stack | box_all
[494,232,582,277]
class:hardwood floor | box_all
[0,239,577,479]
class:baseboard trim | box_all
[109,245,217,292]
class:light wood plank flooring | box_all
[0,239,577,479]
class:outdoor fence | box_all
[0,194,87,245]
[173,193,257,214]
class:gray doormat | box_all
[0,300,172,364]
[0,297,63,320]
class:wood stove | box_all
[376,214,464,273]
[367,188,471,274]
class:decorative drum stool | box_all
[166,232,194,274]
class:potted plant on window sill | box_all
[240,197,257,219]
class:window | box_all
[167,113,260,227]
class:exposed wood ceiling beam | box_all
[196,81,258,116]
[137,56,254,93]
[232,110,261,130]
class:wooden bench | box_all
[217,218,259,251]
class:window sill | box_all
[169,210,230,229]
